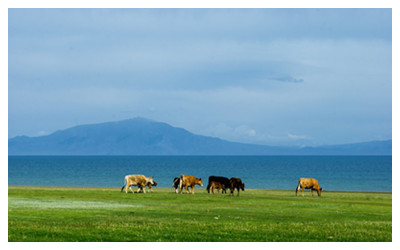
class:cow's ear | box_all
[200,178,202,180]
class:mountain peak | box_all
[126,117,157,123]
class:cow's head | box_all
[240,183,245,191]
[147,176,154,185]
[197,178,203,187]
[317,187,322,196]
[153,181,158,187]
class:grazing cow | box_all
[296,178,322,197]
[209,181,226,194]
[229,177,245,196]
[207,176,230,194]
[121,175,154,194]
[179,174,203,194]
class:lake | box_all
[8,156,392,192]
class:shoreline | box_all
[7,185,393,194]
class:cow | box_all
[173,177,197,194]
[209,181,226,194]
[137,180,157,193]
[206,176,230,194]
[296,178,322,197]
[229,177,245,196]
[121,175,154,194]
[172,177,182,194]
[147,181,157,192]
[131,181,157,193]
[179,174,203,194]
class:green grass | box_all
[8,186,392,242]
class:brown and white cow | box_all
[146,180,157,192]
[296,178,322,197]
[229,177,245,196]
[130,180,158,193]
[121,175,154,194]
[179,174,203,194]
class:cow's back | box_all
[180,174,202,186]
[230,177,242,186]
[299,178,320,189]
[181,174,195,185]
[126,174,147,186]
[208,176,230,187]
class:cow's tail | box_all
[179,175,185,192]
[295,180,301,196]
[121,176,127,192]
[179,175,183,189]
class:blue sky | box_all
[8,8,392,146]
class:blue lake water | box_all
[8,156,392,192]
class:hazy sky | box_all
[8,8,392,146]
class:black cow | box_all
[229,177,245,196]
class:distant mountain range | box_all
[8,117,392,155]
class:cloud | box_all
[288,134,308,140]
[271,76,304,83]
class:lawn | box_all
[8,186,392,242]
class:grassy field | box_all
[8,186,392,242]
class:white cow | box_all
[121,175,154,193]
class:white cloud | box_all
[288,134,308,140]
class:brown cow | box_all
[296,178,322,197]
[179,174,203,194]
[209,181,226,194]
[229,177,245,196]
[121,175,154,193]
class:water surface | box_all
[8,156,392,192]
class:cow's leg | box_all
[311,189,314,197]
[124,178,128,193]
[301,187,305,197]
[128,183,133,193]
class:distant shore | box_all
[8,185,392,194]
